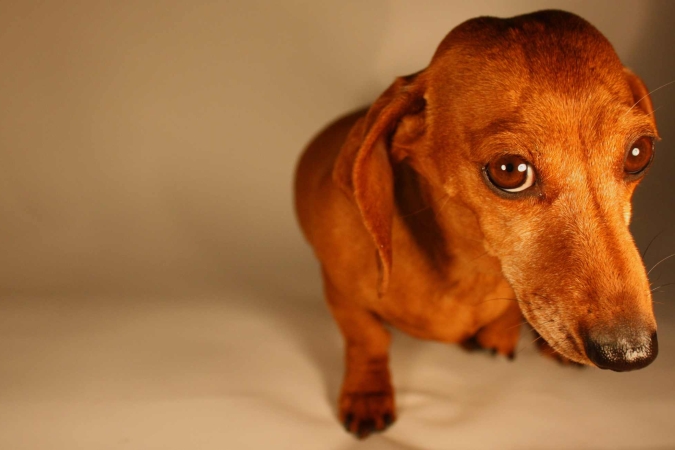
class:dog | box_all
[294,10,659,439]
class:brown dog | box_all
[294,10,659,438]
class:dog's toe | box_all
[460,334,518,360]
[459,335,484,352]
[356,418,377,438]
[340,391,396,439]
[383,412,394,427]
[343,413,354,430]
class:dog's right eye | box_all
[485,155,535,193]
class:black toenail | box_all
[357,419,376,438]
[343,413,354,431]
[383,413,394,428]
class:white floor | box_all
[2,275,674,450]
[1,2,674,449]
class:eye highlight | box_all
[485,155,535,193]
[625,136,654,175]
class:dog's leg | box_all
[322,270,395,439]
[460,301,522,359]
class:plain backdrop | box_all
[1,1,674,449]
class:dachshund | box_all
[294,10,659,438]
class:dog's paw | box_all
[459,333,515,359]
[534,333,584,367]
[340,390,395,439]
[459,301,523,359]
[460,316,521,360]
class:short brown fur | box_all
[294,10,659,438]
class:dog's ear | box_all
[623,68,657,129]
[333,74,426,296]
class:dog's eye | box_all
[485,155,535,193]
[625,136,654,175]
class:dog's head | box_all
[334,10,659,370]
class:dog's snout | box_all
[583,328,658,372]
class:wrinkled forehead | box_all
[425,13,649,157]
[432,11,626,75]
[428,12,633,115]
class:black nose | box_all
[584,330,658,372]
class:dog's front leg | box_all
[322,271,395,439]
[460,300,523,359]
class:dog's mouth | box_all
[526,321,589,366]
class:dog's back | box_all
[295,110,364,247]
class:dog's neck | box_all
[393,160,504,285]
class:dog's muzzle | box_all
[583,327,658,372]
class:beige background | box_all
[1,1,674,449]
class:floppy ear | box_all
[333,74,426,296]
[623,68,658,130]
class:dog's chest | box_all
[377,263,515,343]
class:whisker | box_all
[650,105,664,117]
[650,273,663,286]
[505,320,528,332]
[642,230,664,260]
[400,190,448,219]
[434,193,452,218]
[647,253,675,276]
[399,204,433,219]
[469,251,490,263]
[651,282,675,293]
[624,79,675,116]
[530,333,545,345]
[517,327,552,355]
[516,320,555,354]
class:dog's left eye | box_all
[485,155,535,193]
[624,136,654,175]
